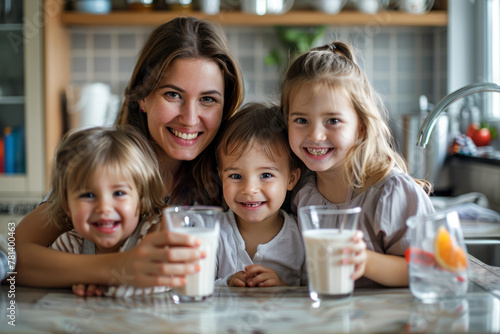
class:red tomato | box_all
[466,123,478,138]
[466,123,492,146]
[472,128,492,146]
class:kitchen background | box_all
[66,0,448,189]
[68,24,447,147]
[3,0,500,235]
[65,21,447,149]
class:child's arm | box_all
[50,230,107,297]
[74,218,166,297]
[363,172,433,287]
[243,264,289,287]
[364,250,408,287]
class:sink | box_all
[465,238,500,267]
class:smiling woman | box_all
[116,17,244,205]
[14,16,244,291]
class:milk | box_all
[172,227,219,300]
[303,229,354,298]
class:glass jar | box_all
[127,0,154,11]
[165,0,192,11]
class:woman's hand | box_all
[342,230,367,280]
[112,230,205,288]
[243,264,288,287]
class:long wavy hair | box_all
[46,126,166,232]
[115,17,244,205]
[280,41,432,194]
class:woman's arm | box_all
[15,204,203,288]
[364,250,408,287]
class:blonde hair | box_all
[46,127,166,232]
[115,17,244,205]
[280,42,432,193]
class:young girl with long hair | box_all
[281,42,434,288]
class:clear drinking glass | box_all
[299,205,361,302]
[163,206,222,303]
[406,210,469,303]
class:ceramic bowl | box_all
[74,0,112,14]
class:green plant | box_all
[264,25,327,68]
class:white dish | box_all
[74,0,112,14]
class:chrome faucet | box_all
[416,82,500,148]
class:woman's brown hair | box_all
[115,17,244,205]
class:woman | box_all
[15,17,244,290]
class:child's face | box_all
[66,168,141,253]
[288,84,362,174]
[219,142,299,225]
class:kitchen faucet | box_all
[417,82,500,148]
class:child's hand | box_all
[243,264,288,287]
[342,230,367,280]
[72,284,105,297]
[228,271,247,287]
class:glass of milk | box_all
[163,206,222,303]
[298,205,362,302]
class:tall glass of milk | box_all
[163,206,222,302]
[298,206,362,302]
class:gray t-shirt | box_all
[215,209,307,287]
[293,169,435,288]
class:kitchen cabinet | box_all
[0,0,45,196]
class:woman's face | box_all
[141,58,225,163]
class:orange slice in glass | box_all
[434,225,468,272]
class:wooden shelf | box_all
[61,10,448,27]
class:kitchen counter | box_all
[1,256,499,333]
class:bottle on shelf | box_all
[3,126,25,174]
[166,0,192,12]
[0,136,4,173]
[3,127,14,174]
[127,0,154,11]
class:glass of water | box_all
[406,210,469,303]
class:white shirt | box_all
[293,169,435,288]
[215,209,307,287]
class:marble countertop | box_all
[0,279,499,333]
[0,255,499,333]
